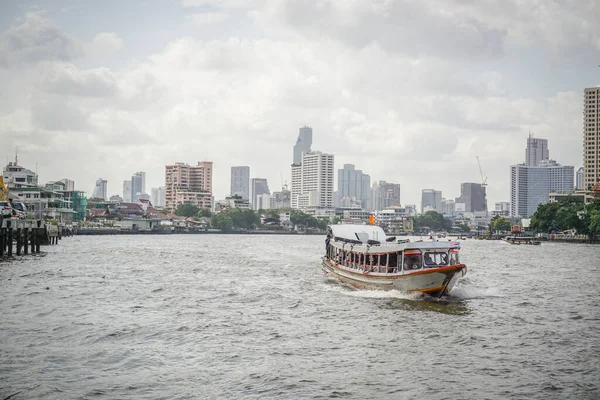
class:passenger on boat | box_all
[424,253,436,266]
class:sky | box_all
[1,0,599,207]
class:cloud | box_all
[36,62,118,97]
[89,32,124,55]
[181,0,252,9]
[187,12,230,24]
[0,13,83,68]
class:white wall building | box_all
[291,151,334,210]
[92,178,107,200]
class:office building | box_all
[231,166,250,199]
[92,178,107,200]
[151,186,165,207]
[291,151,334,209]
[421,189,442,214]
[584,87,599,189]
[251,178,270,210]
[271,187,291,209]
[455,182,487,213]
[123,180,132,202]
[576,167,584,190]
[293,126,313,165]
[371,181,401,211]
[165,161,213,210]
[337,164,371,210]
[510,160,574,218]
[526,134,549,167]
[59,178,75,191]
[131,171,146,202]
[442,199,455,216]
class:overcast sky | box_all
[1,0,599,207]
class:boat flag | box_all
[450,243,460,252]
[369,214,375,225]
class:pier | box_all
[0,218,74,258]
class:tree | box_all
[159,208,170,215]
[490,215,511,232]
[87,197,105,203]
[198,208,212,218]
[413,211,452,232]
[175,203,200,217]
[588,209,600,240]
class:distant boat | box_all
[323,224,467,297]
[503,236,541,245]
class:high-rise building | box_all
[371,181,401,211]
[454,183,487,213]
[584,87,599,189]
[123,180,132,202]
[131,171,146,201]
[495,202,510,212]
[251,178,270,210]
[526,134,549,167]
[231,166,250,199]
[291,151,334,209]
[59,178,75,191]
[270,187,291,209]
[510,160,574,218]
[576,167,584,190]
[92,178,107,200]
[421,189,442,214]
[151,186,166,207]
[293,126,313,165]
[338,164,371,210]
[442,199,455,216]
[165,161,213,210]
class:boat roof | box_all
[328,224,459,252]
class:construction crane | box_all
[476,156,488,187]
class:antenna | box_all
[15,146,18,165]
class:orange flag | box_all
[369,214,375,225]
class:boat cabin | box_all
[325,225,460,274]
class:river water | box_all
[1,235,599,399]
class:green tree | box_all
[159,208,170,215]
[414,211,452,231]
[198,208,212,218]
[490,216,511,232]
[530,202,561,233]
[588,209,600,240]
[87,197,105,203]
[175,203,200,217]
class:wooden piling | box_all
[35,228,40,253]
[23,228,28,255]
[16,228,22,256]
[7,225,13,257]
[0,227,5,256]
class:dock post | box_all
[7,222,13,257]
[0,227,4,257]
[30,226,35,254]
[16,227,22,256]
[23,228,29,255]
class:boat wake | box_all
[446,285,503,300]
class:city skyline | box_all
[1,3,598,208]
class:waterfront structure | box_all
[2,157,38,188]
[576,167,584,190]
[251,178,270,210]
[92,178,107,200]
[293,126,313,165]
[165,161,213,210]
[231,166,250,200]
[371,181,401,211]
[151,187,165,207]
[455,182,486,213]
[421,189,442,214]
[526,134,549,166]
[337,164,371,210]
[510,160,574,218]
[291,151,334,209]
[584,87,599,189]
[123,180,132,203]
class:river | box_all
[1,235,599,399]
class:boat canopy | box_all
[328,224,387,244]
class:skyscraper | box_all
[454,183,487,213]
[251,178,270,210]
[293,126,313,165]
[584,87,599,189]
[291,151,334,209]
[231,166,250,199]
[123,180,132,202]
[576,167,584,190]
[92,178,107,200]
[131,171,146,201]
[510,160,574,217]
[151,186,166,207]
[338,164,371,210]
[526,134,549,167]
[371,181,401,211]
[59,178,75,191]
[421,189,443,214]
[165,161,213,210]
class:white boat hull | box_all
[322,258,466,297]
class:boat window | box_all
[423,252,449,268]
[403,251,422,270]
[387,252,398,273]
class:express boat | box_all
[322,224,467,297]
[503,236,541,245]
